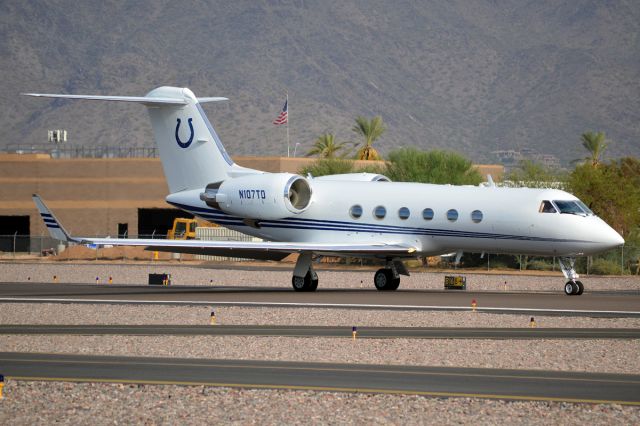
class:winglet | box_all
[32,194,75,242]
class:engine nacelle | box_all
[200,173,312,220]
[314,173,391,182]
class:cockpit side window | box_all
[539,200,557,213]
[575,200,594,215]
[553,200,586,215]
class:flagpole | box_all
[286,92,290,157]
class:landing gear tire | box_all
[292,271,319,292]
[374,268,400,291]
[564,281,576,296]
[564,281,584,296]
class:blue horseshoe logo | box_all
[175,118,194,148]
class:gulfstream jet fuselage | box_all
[26,86,624,295]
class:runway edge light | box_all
[352,326,357,340]
[210,309,216,325]
[471,299,477,312]
[530,317,537,328]
[0,374,4,399]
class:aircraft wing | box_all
[33,195,417,261]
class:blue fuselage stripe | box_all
[168,201,587,244]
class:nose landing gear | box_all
[559,257,584,296]
[564,280,584,296]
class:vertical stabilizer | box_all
[24,87,239,193]
[144,87,234,192]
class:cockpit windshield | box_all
[553,200,589,215]
[575,200,594,215]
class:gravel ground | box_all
[1,382,639,425]
[0,381,640,425]
[1,261,639,292]
[2,303,639,373]
[1,263,639,422]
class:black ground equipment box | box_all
[148,273,171,286]
[444,275,466,290]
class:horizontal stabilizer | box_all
[32,194,76,243]
[22,93,228,106]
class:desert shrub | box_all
[526,259,554,271]
[589,258,622,275]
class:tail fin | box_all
[24,87,238,192]
[32,194,74,242]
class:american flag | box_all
[273,100,288,125]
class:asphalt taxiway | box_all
[1,282,639,316]
[2,352,639,405]
[1,324,639,339]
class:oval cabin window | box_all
[374,206,386,219]
[422,208,434,221]
[398,207,410,220]
[350,205,363,219]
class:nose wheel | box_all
[564,280,584,296]
[558,257,584,296]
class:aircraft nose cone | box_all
[604,228,625,249]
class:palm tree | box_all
[305,133,349,158]
[352,116,385,160]
[580,131,608,166]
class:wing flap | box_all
[78,237,418,258]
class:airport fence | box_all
[3,144,159,158]
[0,234,638,274]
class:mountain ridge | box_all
[2,0,639,165]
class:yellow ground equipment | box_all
[167,218,198,240]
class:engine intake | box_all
[200,173,312,220]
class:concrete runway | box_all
[1,282,640,316]
[1,324,639,339]
[2,352,639,405]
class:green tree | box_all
[305,133,350,158]
[385,147,482,185]
[578,131,608,166]
[299,158,356,177]
[505,159,566,189]
[567,157,640,239]
[352,116,385,160]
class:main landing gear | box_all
[559,257,584,296]
[291,254,409,292]
[374,260,408,291]
[291,252,318,292]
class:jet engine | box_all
[313,173,391,182]
[200,173,312,220]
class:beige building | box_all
[0,154,503,249]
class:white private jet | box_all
[26,86,624,295]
